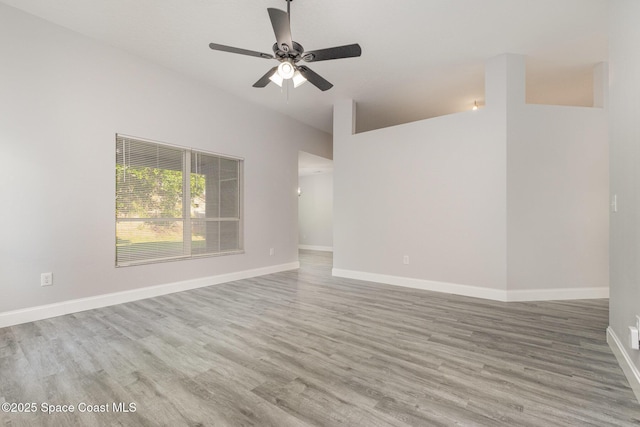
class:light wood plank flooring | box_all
[1,250,639,426]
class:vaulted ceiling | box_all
[1,0,607,134]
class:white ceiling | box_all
[299,151,332,176]
[1,0,607,134]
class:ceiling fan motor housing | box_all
[273,42,305,63]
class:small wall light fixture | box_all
[472,100,478,111]
[297,187,302,197]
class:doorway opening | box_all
[298,151,334,264]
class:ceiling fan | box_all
[208,0,362,91]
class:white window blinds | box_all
[116,135,243,266]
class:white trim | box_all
[332,268,609,302]
[0,262,299,329]
[607,327,640,404]
[298,245,333,252]
[506,287,609,301]
[332,268,507,301]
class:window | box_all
[115,135,243,266]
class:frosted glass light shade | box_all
[269,71,284,87]
[277,61,295,79]
[293,70,307,88]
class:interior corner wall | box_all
[608,0,640,386]
[298,173,334,250]
[0,4,331,315]
[333,102,508,293]
[503,54,609,299]
[507,103,609,293]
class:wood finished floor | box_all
[1,250,639,426]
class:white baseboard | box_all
[332,268,507,301]
[332,268,609,302]
[506,287,609,301]
[607,327,640,404]
[298,245,333,252]
[0,262,300,329]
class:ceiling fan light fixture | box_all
[277,61,295,79]
[293,70,307,88]
[208,3,362,92]
[269,70,284,87]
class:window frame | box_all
[115,134,244,267]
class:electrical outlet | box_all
[403,255,409,265]
[611,194,618,213]
[269,248,275,256]
[41,272,53,287]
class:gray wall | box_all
[298,173,333,250]
[333,54,608,300]
[0,4,331,314]
[507,58,609,293]
[609,0,640,381]
[508,104,609,292]
[333,96,508,292]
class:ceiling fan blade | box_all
[302,44,362,62]
[209,43,273,59]
[253,67,278,88]
[297,66,333,91]
[267,8,293,53]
